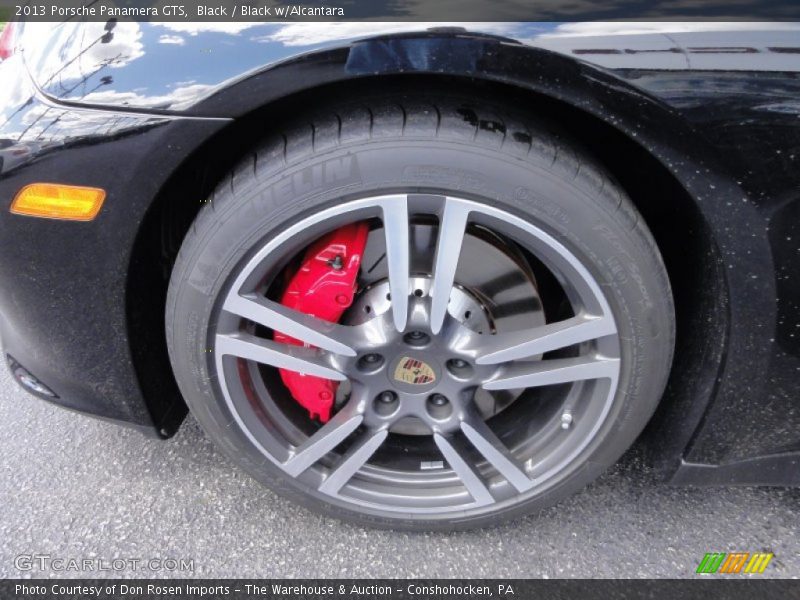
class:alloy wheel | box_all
[212,193,621,515]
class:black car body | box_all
[0,21,798,498]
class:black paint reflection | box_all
[0,55,166,177]
[16,22,800,113]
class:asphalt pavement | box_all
[0,354,797,579]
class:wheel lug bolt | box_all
[426,393,452,419]
[373,391,400,417]
[429,394,448,407]
[446,358,473,378]
[378,391,397,404]
[403,331,430,346]
[357,354,385,371]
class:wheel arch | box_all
[127,48,734,479]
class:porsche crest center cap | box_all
[393,357,437,385]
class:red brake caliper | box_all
[274,222,370,423]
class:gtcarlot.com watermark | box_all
[14,553,195,573]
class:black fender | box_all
[177,33,775,478]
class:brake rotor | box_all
[346,222,545,433]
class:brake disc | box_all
[346,222,545,433]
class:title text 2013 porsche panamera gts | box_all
[0,20,798,529]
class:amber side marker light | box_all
[10,183,106,221]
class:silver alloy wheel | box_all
[213,194,621,515]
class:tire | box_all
[166,91,675,530]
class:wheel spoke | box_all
[434,433,494,507]
[215,333,346,381]
[223,293,356,357]
[318,429,388,495]
[282,409,364,477]
[379,195,410,332]
[430,199,471,334]
[482,356,619,391]
[461,418,532,493]
[475,314,616,365]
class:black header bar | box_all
[2,0,800,22]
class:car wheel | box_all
[166,93,675,530]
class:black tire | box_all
[166,91,675,530]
